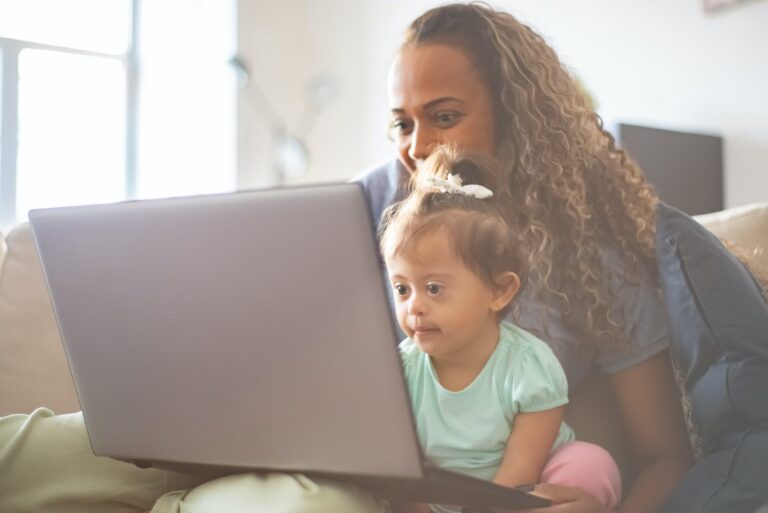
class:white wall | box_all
[237,0,768,207]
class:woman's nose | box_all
[407,123,435,164]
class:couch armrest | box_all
[0,223,80,416]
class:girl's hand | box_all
[518,483,612,513]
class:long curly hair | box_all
[402,3,659,349]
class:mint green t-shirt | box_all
[399,321,576,485]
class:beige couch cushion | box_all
[0,223,80,416]
[696,202,768,279]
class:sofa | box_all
[1,202,767,507]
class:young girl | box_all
[379,148,622,513]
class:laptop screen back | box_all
[29,183,423,479]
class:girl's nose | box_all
[406,292,426,316]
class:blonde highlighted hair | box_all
[380,147,526,318]
[402,3,659,348]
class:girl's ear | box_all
[490,272,520,312]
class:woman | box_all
[358,4,693,512]
[0,4,692,513]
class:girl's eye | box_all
[434,111,461,127]
[394,284,409,296]
[426,283,442,295]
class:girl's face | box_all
[388,43,497,173]
[384,228,511,364]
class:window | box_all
[0,0,236,228]
[136,0,237,199]
[0,0,131,226]
[15,50,128,217]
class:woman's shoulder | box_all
[351,159,401,192]
[596,243,658,294]
[351,159,409,227]
[593,243,671,373]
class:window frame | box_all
[0,0,138,227]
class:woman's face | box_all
[388,43,497,173]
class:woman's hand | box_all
[518,483,611,513]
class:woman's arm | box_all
[517,351,693,513]
[493,406,565,488]
[609,350,693,513]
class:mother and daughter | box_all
[1,3,694,513]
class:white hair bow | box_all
[421,174,493,199]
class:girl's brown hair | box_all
[380,147,526,318]
[402,3,659,348]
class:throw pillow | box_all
[655,202,768,513]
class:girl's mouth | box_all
[412,326,440,336]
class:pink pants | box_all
[540,441,622,510]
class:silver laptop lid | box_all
[29,183,423,479]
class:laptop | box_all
[29,183,549,511]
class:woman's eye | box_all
[426,283,442,295]
[389,119,412,134]
[434,111,461,127]
[394,284,409,296]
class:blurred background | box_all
[1,0,766,228]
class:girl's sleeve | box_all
[506,344,570,415]
[398,338,418,388]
